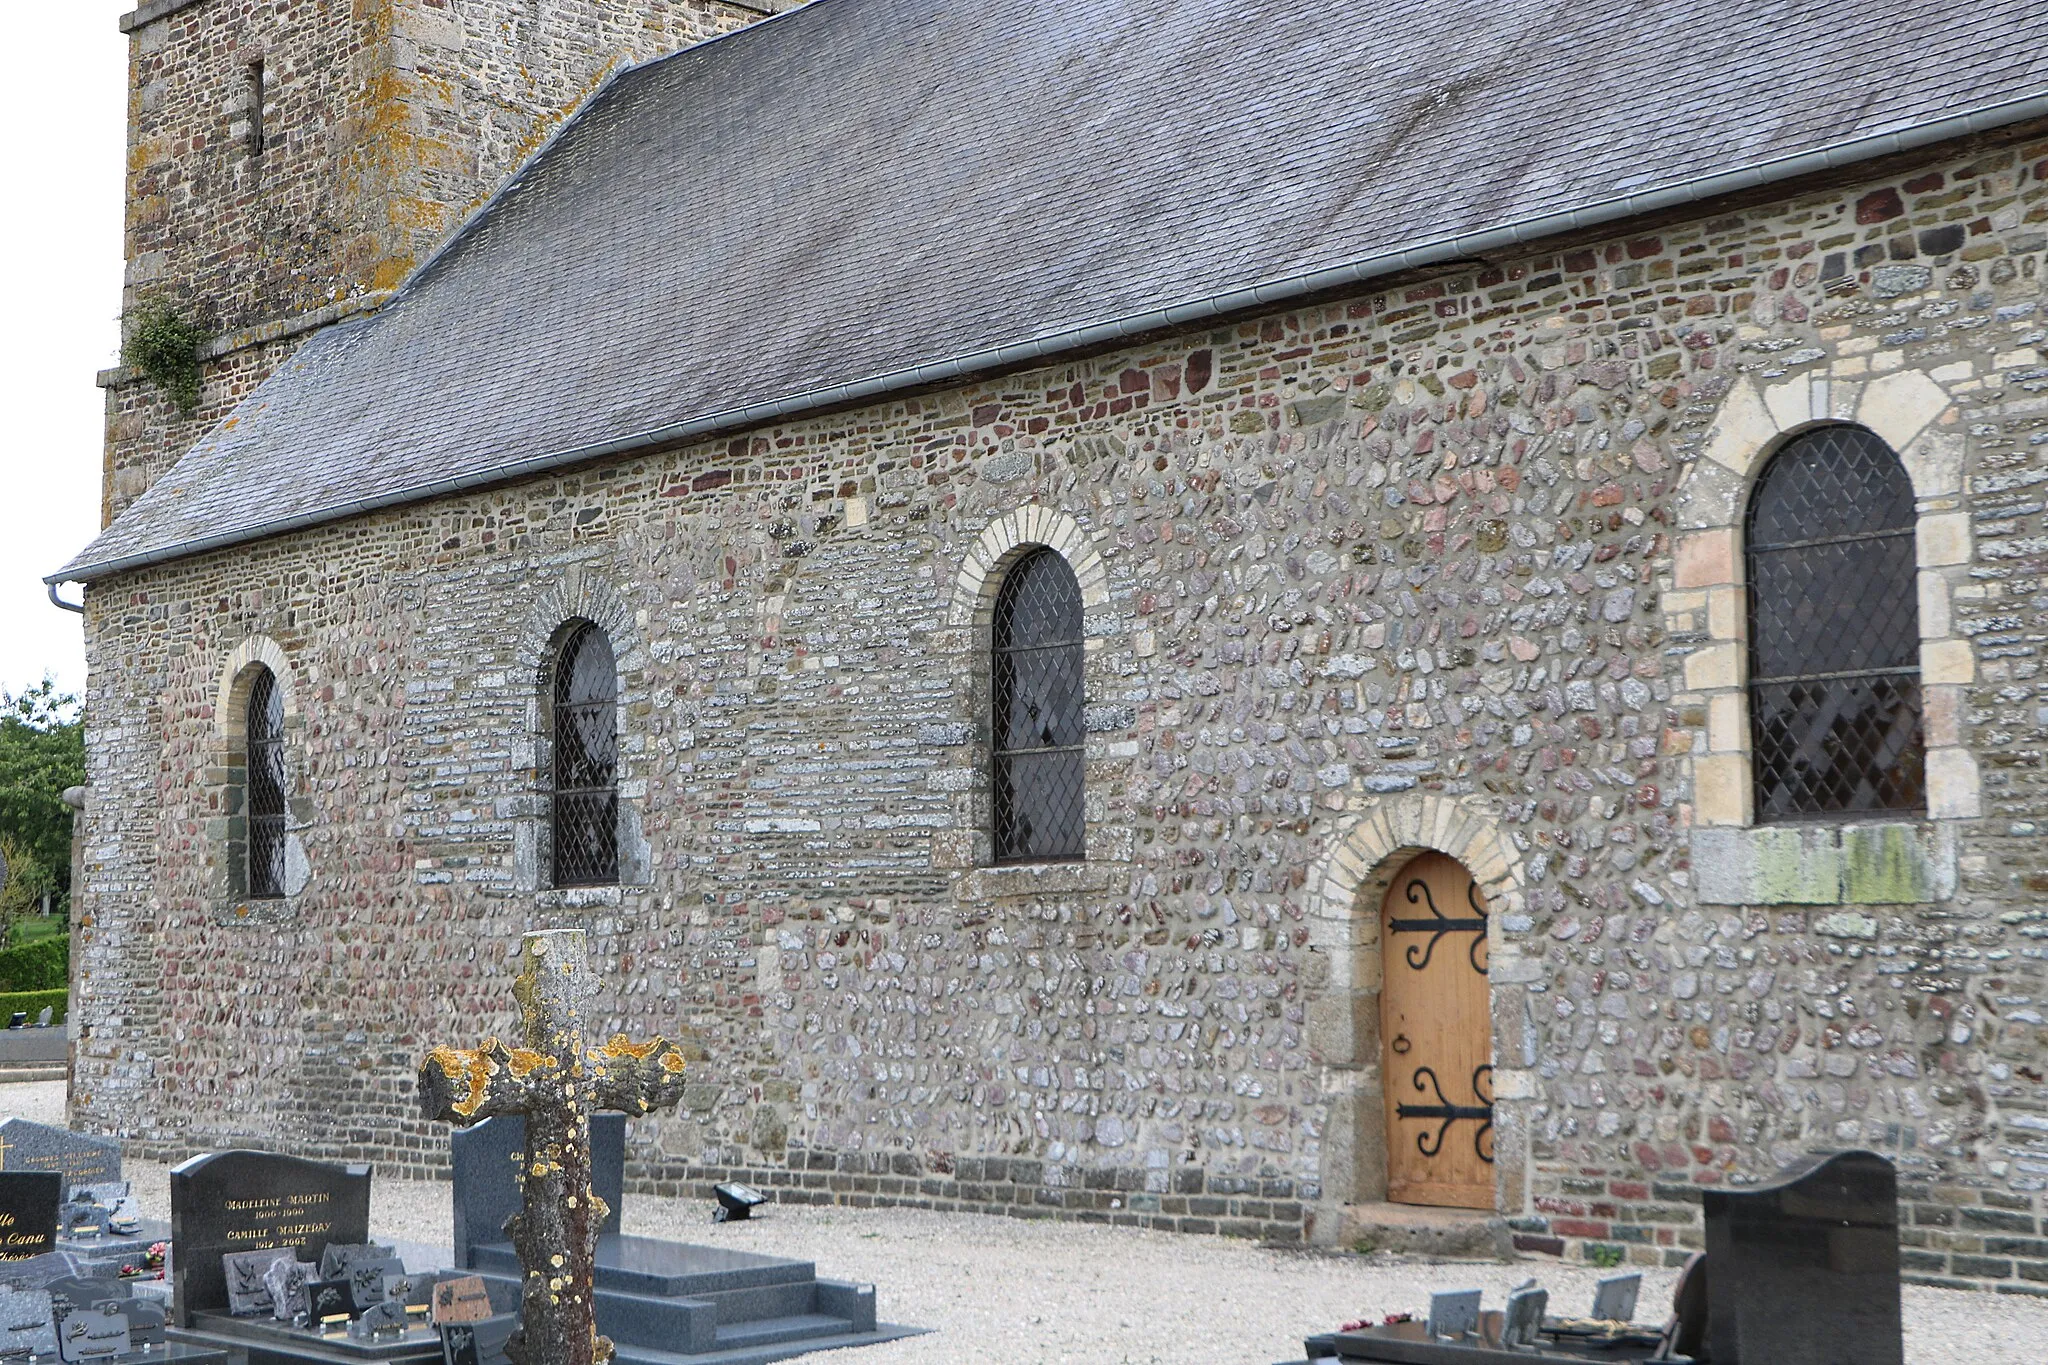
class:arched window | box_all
[245,668,289,899]
[1746,425,1923,820]
[551,623,619,887]
[992,548,1085,862]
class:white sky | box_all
[0,5,128,704]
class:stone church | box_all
[49,0,2048,1288]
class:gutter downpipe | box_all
[47,87,2048,588]
[48,583,83,614]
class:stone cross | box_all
[419,930,689,1365]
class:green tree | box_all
[0,680,85,930]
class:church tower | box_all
[104,0,789,523]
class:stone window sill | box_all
[1692,820,1956,906]
[535,884,649,910]
[211,897,299,926]
[960,862,1112,899]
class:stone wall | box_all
[105,0,781,523]
[73,132,2048,1287]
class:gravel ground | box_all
[7,1082,2046,1363]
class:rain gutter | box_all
[48,86,2048,588]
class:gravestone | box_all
[55,1299,130,1362]
[1703,1149,1903,1365]
[451,1114,625,1269]
[223,1248,287,1316]
[0,1120,122,1187]
[45,1277,129,1313]
[305,1278,354,1325]
[168,1150,371,1328]
[1424,1289,1480,1342]
[1501,1284,1546,1349]
[0,1170,62,1262]
[123,1299,168,1350]
[1590,1272,1640,1323]
[429,1278,492,1326]
[71,1182,141,1236]
[262,1258,313,1323]
[0,1285,58,1357]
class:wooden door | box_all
[1380,852,1494,1209]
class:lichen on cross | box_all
[419,929,689,1365]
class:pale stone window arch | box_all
[1670,366,1977,904]
[930,506,1128,874]
[511,567,651,899]
[208,635,310,913]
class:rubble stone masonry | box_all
[74,129,2048,1290]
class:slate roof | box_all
[57,0,2048,580]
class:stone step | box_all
[611,1320,912,1365]
[712,1313,857,1351]
[471,1237,815,1298]
[1338,1202,1515,1259]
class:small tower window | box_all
[991,548,1086,862]
[246,59,267,157]
[245,668,288,899]
[1746,424,1924,819]
[550,623,619,887]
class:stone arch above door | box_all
[1304,793,1530,1224]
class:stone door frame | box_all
[1305,792,1531,1231]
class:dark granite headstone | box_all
[262,1258,313,1323]
[121,1299,167,1349]
[68,1183,140,1238]
[317,1243,395,1282]
[1703,1149,1902,1365]
[44,1278,128,1315]
[346,1257,406,1312]
[168,1150,371,1328]
[439,1322,482,1365]
[55,1300,130,1362]
[450,1114,624,1268]
[306,1279,354,1324]
[0,1171,62,1262]
[0,1285,57,1357]
[0,1122,122,1188]
[222,1248,288,1316]
[61,1197,110,1239]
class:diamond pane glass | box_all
[1746,426,1923,820]
[552,623,619,886]
[1751,676,1925,819]
[993,549,1084,862]
[245,668,288,899]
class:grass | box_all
[10,916,65,947]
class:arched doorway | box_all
[1379,851,1494,1209]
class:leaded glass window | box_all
[245,668,288,899]
[1746,425,1924,820]
[551,623,619,887]
[992,548,1085,862]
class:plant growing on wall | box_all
[121,298,209,414]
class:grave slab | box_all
[0,1121,122,1188]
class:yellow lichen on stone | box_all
[600,1035,660,1060]
[506,1047,554,1078]
[427,1043,498,1117]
